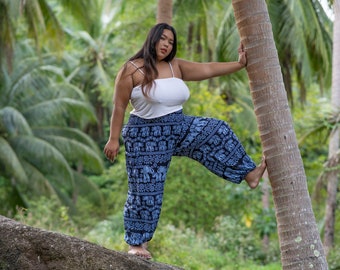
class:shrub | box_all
[209,216,260,261]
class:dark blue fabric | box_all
[122,110,256,245]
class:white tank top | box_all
[129,61,190,119]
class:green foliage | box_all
[328,245,340,270]
[254,208,277,239]
[184,80,262,158]
[153,224,223,269]
[14,195,108,236]
[15,196,78,235]
[267,0,333,102]
[184,81,229,120]
[0,0,64,67]
[0,42,104,212]
[84,216,281,270]
[292,85,331,218]
[0,176,26,216]
[163,156,233,231]
[85,213,126,251]
[209,216,259,261]
[89,157,128,216]
[0,0,338,269]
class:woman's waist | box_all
[126,109,184,126]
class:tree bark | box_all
[323,0,340,257]
[231,0,328,269]
[0,215,183,270]
[157,0,172,25]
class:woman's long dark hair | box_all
[129,23,177,96]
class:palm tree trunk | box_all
[231,0,328,269]
[157,0,172,25]
[323,0,340,257]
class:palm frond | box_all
[1,0,64,69]
[23,0,64,51]
[0,107,32,136]
[298,123,331,145]
[73,171,104,207]
[233,96,258,134]
[50,83,86,100]
[21,160,58,197]
[9,135,74,190]
[298,108,340,144]
[57,0,102,36]
[48,181,77,214]
[0,136,28,185]
[23,98,97,127]
[268,0,332,95]
[215,5,239,62]
[8,57,59,106]
[33,126,100,154]
[7,55,89,111]
[72,31,99,49]
[37,134,104,174]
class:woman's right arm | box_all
[104,67,133,162]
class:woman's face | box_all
[155,29,174,61]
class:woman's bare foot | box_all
[245,156,267,189]
[128,244,152,260]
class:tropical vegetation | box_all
[0,0,339,269]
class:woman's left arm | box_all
[177,43,247,81]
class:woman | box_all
[104,23,266,260]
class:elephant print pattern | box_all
[122,110,256,246]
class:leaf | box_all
[73,171,104,206]
[21,160,58,197]
[33,126,100,154]
[23,98,97,127]
[9,135,74,190]
[37,134,104,174]
[0,107,32,136]
[0,136,28,185]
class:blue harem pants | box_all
[121,110,256,246]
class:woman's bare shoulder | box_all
[171,58,194,78]
[170,58,186,78]
[128,58,144,69]
[118,59,142,77]
[117,59,145,87]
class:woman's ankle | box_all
[128,244,152,259]
[245,157,266,189]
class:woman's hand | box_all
[238,43,247,67]
[104,139,120,162]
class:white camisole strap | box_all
[168,61,175,77]
[129,61,145,75]
[129,60,174,77]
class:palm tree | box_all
[0,0,119,70]
[157,0,172,24]
[215,0,332,131]
[232,0,328,268]
[0,0,64,70]
[169,1,332,143]
[0,0,126,143]
[51,0,129,143]
[323,0,340,257]
[267,0,333,106]
[0,43,104,212]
